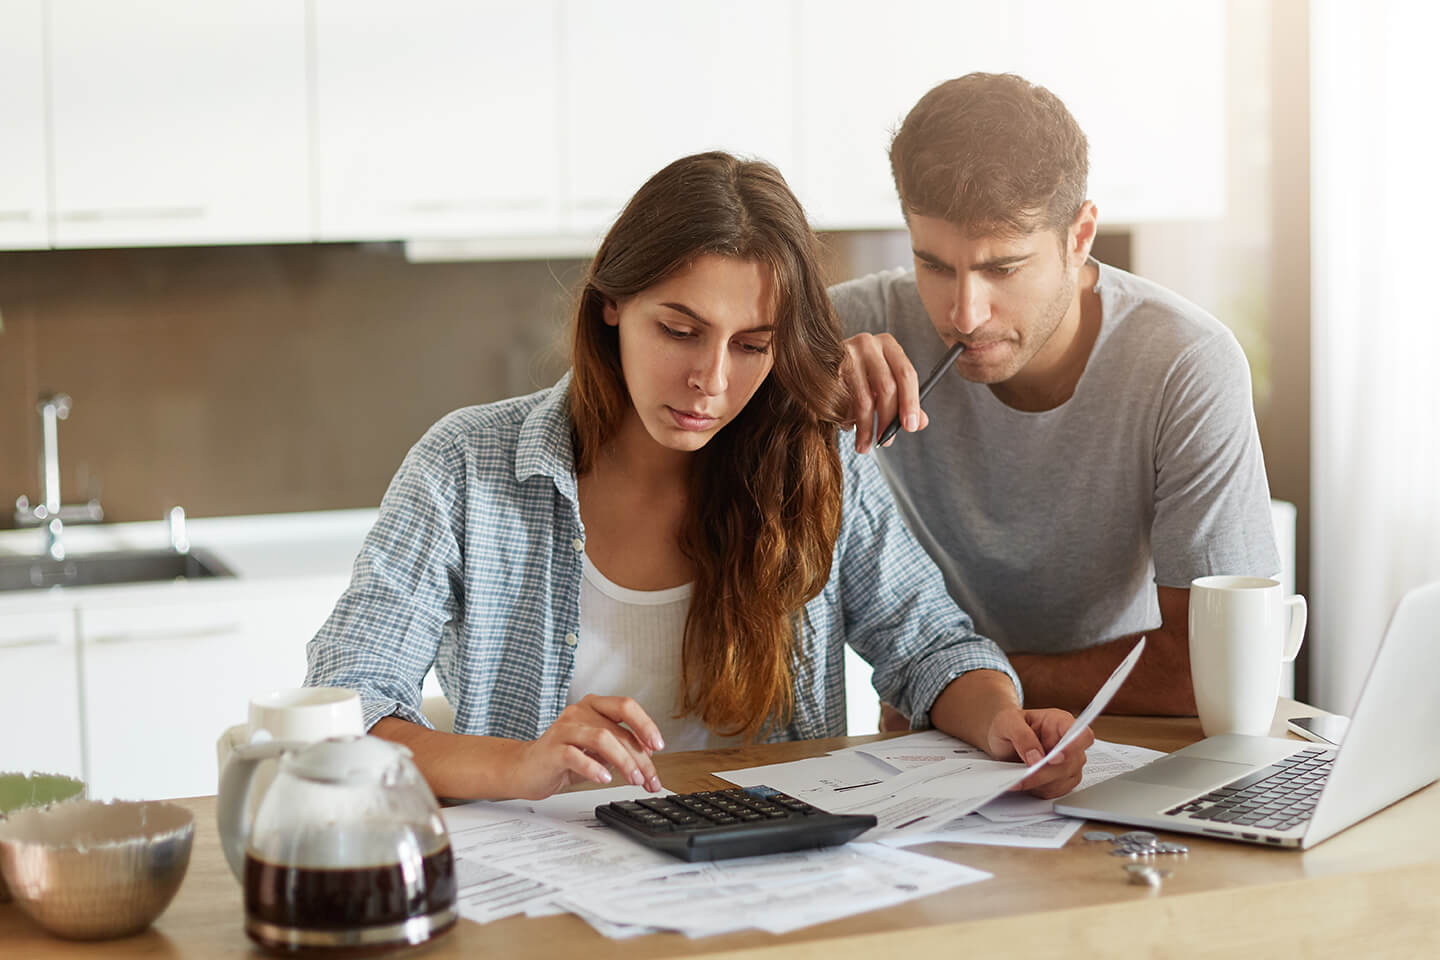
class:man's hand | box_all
[507,695,666,801]
[841,332,928,453]
[983,707,1093,799]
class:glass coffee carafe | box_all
[217,735,456,953]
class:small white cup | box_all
[247,687,364,745]
[1189,576,1307,737]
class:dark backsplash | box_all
[0,233,1129,525]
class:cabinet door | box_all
[0,0,49,249]
[0,609,84,780]
[46,0,310,248]
[79,590,254,801]
[1014,0,1225,224]
[793,0,1020,230]
[78,579,347,802]
[562,0,796,236]
[313,0,562,241]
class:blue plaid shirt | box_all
[305,375,1020,743]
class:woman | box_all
[305,152,1091,801]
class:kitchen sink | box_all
[0,549,235,592]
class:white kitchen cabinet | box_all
[77,579,345,802]
[46,0,310,248]
[794,0,1226,230]
[0,609,84,780]
[561,0,796,236]
[312,0,563,241]
[793,0,1021,230]
[1014,0,1226,224]
[0,0,49,249]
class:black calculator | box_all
[594,785,877,862]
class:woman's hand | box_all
[505,694,666,801]
[983,707,1093,799]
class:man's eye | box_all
[919,260,950,274]
[659,323,694,340]
[989,265,1020,278]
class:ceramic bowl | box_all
[0,799,193,940]
[0,771,86,902]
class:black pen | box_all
[875,340,966,446]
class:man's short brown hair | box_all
[889,72,1088,238]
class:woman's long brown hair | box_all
[569,152,848,740]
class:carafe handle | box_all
[216,740,299,882]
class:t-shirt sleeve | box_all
[304,422,467,731]
[1151,331,1282,587]
[829,272,895,338]
[832,441,1022,726]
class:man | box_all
[833,72,1279,717]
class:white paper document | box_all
[714,637,1148,842]
[444,789,992,939]
[557,842,990,937]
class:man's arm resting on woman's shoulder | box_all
[1007,586,1196,715]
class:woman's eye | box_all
[737,341,771,355]
[659,323,694,340]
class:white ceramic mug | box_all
[1189,576,1307,737]
[247,687,364,744]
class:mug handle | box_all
[216,740,300,883]
[1282,594,1308,662]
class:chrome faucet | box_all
[13,392,105,560]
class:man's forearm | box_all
[1008,629,1197,715]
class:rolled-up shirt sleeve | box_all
[834,442,1021,728]
[305,424,467,731]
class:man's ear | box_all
[1068,201,1099,266]
[602,296,620,327]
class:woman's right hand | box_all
[506,694,666,801]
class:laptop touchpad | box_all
[1127,755,1254,791]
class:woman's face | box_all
[604,254,777,454]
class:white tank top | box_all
[567,554,738,752]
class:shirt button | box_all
[564,633,578,646]
[571,537,584,553]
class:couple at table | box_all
[305,73,1279,803]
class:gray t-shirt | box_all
[830,261,1280,654]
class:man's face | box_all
[907,214,1081,385]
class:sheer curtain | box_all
[1310,3,1440,712]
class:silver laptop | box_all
[1055,580,1440,848]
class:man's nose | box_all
[949,276,991,335]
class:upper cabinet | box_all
[46,0,310,248]
[312,0,562,241]
[561,0,795,236]
[793,0,1022,230]
[0,0,49,249]
[0,1,1227,252]
[1013,0,1226,225]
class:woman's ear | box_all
[602,297,620,327]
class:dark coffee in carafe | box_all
[242,845,456,952]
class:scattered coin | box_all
[1118,830,1158,844]
[1083,830,1116,843]
[1123,863,1173,887]
[1157,842,1190,855]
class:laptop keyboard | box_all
[1164,746,1335,832]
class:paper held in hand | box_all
[717,637,1148,840]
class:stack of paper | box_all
[443,638,1157,938]
[716,638,1160,848]
[443,788,990,939]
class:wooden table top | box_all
[4,700,1437,958]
